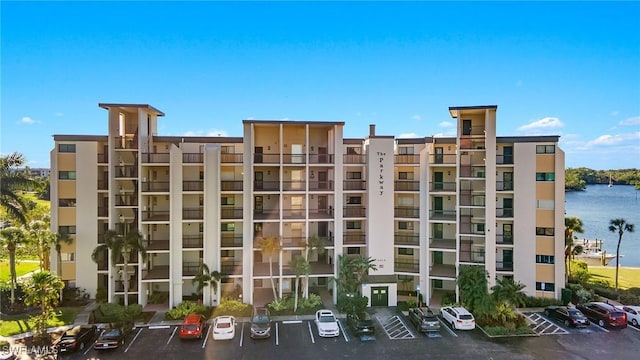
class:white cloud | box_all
[411,115,421,121]
[438,121,454,128]
[182,129,229,137]
[19,116,38,125]
[397,132,420,138]
[619,116,640,126]
[586,132,640,147]
[611,110,620,116]
[517,117,564,133]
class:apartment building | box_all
[50,103,565,308]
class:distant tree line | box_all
[565,168,640,191]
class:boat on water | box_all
[608,173,613,188]
[572,239,618,266]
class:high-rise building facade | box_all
[50,103,565,308]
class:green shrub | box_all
[92,303,142,323]
[298,293,322,311]
[619,293,640,306]
[593,287,619,301]
[515,326,534,335]
[440,292,456,306]
[148,292,168,304]
[166,301,209,320]
[95,288,107,303]
[575,288,593,303]
[397,301,409,312]
[212,298,251,317]
[405,299,417,309]
[267,298,289,314]
[522,296,562,307]
[483,326,510,336]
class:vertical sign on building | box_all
[366,137,395,275]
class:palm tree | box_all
[608,218,635,291]
[54,231,73,277]
[490,277,527,309]
[350,255,378,285]
[192,263,222,306]
[0,226,29,307]
[26,219,56,271]
[23,271,64,341]
[457,265,494,320]
[289,255,310,312]
[302,235,325,298]
[92,226,147,306]
[0,152,37,225]
[257,236,281,302]
[565,217,584,281]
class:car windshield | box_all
[319,315,336,322]
[100,329,121,339]
[182,325,198,331]
[252,315,269,324]
[217,322,231,328]
[568,309,583,316]
[459,314,473,320]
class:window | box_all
[61,252,75,262]
[536,145,555,154]
[346,221,361,230]
[536,255,555,264]
[59,171,76,180]
[59,226,76,235]
[347,196,361,205]
[536,282,555,292]
[58,198,76,207]
[536,227,555,236]
[347,247,361,255]
[536,200,555,210]
[346,172,362,180]
[398,221,413,230]
[58,144,76,153]
[221,146,234,154]
[398,147,414,155]
[221,197,235,206]
[536,172,555,181]
[199,171,204,180]
[346,147,361,155]
[398,172,413,180]
[398,248,414,256]
[221,223,235,232]
[221,250,233,257]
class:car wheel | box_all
[632,319,638,327]
[598,319,605,327]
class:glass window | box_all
[398,248,414,256]
[347,247,361,255]
[536,145,555,154]
[398,147,414,155]
[58,226,76,235]
[346,221,361,230]
[346,172,362,180]
[536,255,555,264]
[58,198,76,207]
[536,227,555,236]
[536,282,555,291]
[59,171,76,180]
[58,144,76,153]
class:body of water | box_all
[565,184,640,267]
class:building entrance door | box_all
[371,286,389,306]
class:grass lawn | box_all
[0,261,40,282]
[0,306,82,337]
[588,266,640,290]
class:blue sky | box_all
[2,1,639,170]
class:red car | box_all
[576,302,627,329]
[180,314,206,339]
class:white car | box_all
[212,316,236,340]
[315,309,340,337]
[617,305,640,327]
[440,306,476,330]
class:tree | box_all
[26,219,56,271]
[301,235,325,299]
[0,152,37,225]
[92,226,147,306]
[23,271,64,342]
[54,231,73,279]
[192,263,222,306]
[257,236,281,302]
[289,255,310,312]
[0,226,29,307]
[350,255,377,285]
[490,277,527,309]
[608,218,635,291]
[457,265,494,320]
[564,216,584,281]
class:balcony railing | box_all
[394,259,419,273]
[115,195,137,206]
[183,153,203,163]
[343,232,366,244]
[115,166,138,178]
[429,264,456,278]
[254,181,280,191]
[141,153,169,163]
[459,166,486,178]
[459,135,486,150]
[309,154,334,164]
[282,236,305,247]
[394,234,419,246]
[183,235,203,248]
[429,210,456,221]
[344,206,366,217]
[98,180,108,190]
[496,208,514,218]
[183,208,203,220]
[395,154,420,164]
[114,136,137,149]
[459,250,485,264]
[395,207,419,218]
[221,180,243,191]
[142,210,170,221]
[343,154,366,164]
[142,266,169,280]
[253,153,280,164]
[183,262,202,276]
[496,235,513,245]
[496,181,514,191]
[429,182,457,192]
[98,154,108,163]
[428,154,457,164]
[221,153,243,163]
[221,234,243,247]
[496,155,514,165]
[145,240,170,251]
[429,237,456,250]
[283,181,306,191]
[282,154,306,164]
[343,180,366,190]
[308,180,334,191]
[221,261,242,275]
[141,181,170,192]
[98,207,108,217]
[253,209,280,220]
[394,181,419,191]
[282,209,306,219]
[496,261,514,271]
[221,207,243,219]
[183,180,204,192]
[459,193,486,207]
[308,208,333,218]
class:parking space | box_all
[376,315,415,340]
[522,311,615,335]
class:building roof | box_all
[53,135,107,141]
[98,103,165,116]
[242,119,345,126]
[448,105,498,118]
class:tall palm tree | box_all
[302,235,325,298]
[350,255,378,285]
[0,152,37,225]
[92,227,147,306]
[565,217,584,280]
[192,263,222,306]
[0,226,29,307]
[490,277,527,308]
[54,231,73,277]
[27,220,56,271]
[257,236,281,302]
[289,254,310,312]
[608,218,635,291]
[23,271,64,340]
[457,265,494,320]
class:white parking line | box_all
[83,343,92,355]
[594,324,610,333]
[437,318,457,337]
[628,324,640,332]
[307,321,315,344]
[338,320,349,342]
[124,328,143,353]
[166,326,177,345]
[239,322,245,347]
[202,324,212,348]
[275,322,279,346]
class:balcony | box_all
[496,208,514,218]
[145,240,170,251]
[394,259,419,273]
[343,232,366,245]
[283,181,306,191]
[253,262,280,277]
[183,180,204,192]
[254,181,280,191]
[98,180,108,190]
[459,135,486,150]
[98,154,108,163]
[221,207,243,219]
[428,154,457,164]
[114,136,137,150]
[282,209,305,219]
[183,262,202,276]
[459,166,486,178]
[221,234,243,247]
[115,166,138,178]
[394,234,419,246]
[394,181,419,191]
[496,155,514,165]
[496,235,513,245]
[284,261,333,276]
[344,206,365,217]
[459,250,485,264]
[141,153,169,163]
[395,154,420,164]
[183,208,203,220]
[183,235,203,248]
[429,210,456,221]
[496,261,514,272]
[98,207,108,217]
[142,210,170,221]
[459,193,486,207]
[141,181,170,192]
[309,154,334,164]
[283,154,306,164]
[115,195,137,206]
[282,236,305,247]
[221,153,243,163]
[429,237,456,250]
[343,154,365,164]
[254,209,280,220]
[253,153,280,164]
[429,264,456,278]
[395,207,419,218]
[429,182,457,192]
[183,153,203,163]
[344,180,366,190]
[308,180,334,191]
[496,181,514,191]
[307,208,333,219]
[221,181,243,191]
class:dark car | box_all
[544,306,590,327]
[576,302,627,329]
[54,325,97,353]
[93,324,129,350]
[347,312,375,338]
[408,307,441,333]
[250,307,272,339]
